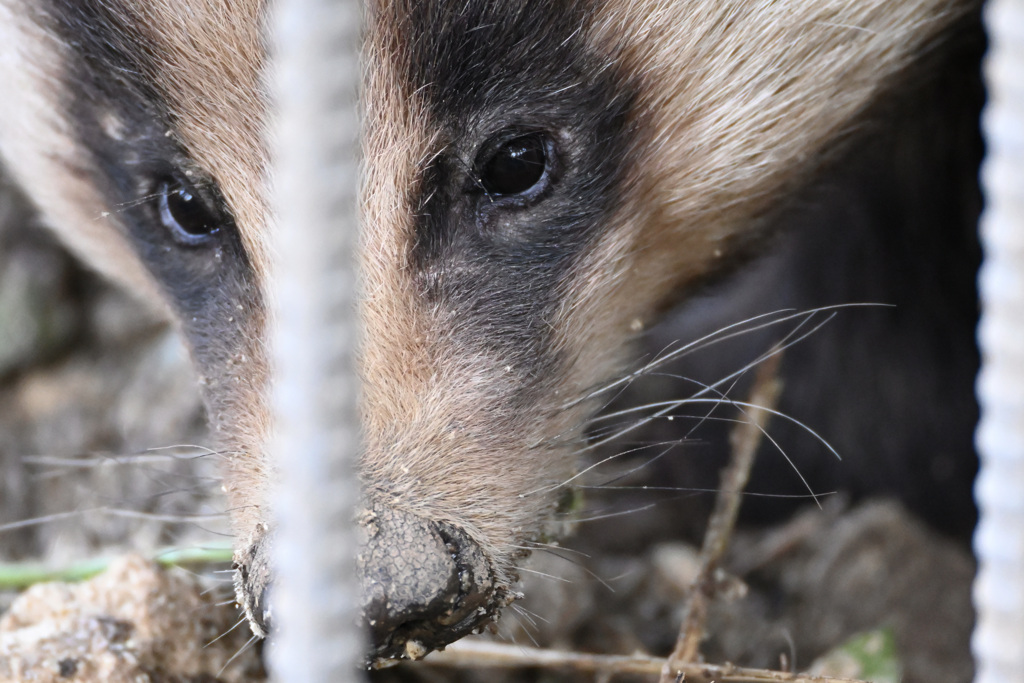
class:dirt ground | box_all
[0,171,976,682]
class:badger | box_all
[0,0,983,665]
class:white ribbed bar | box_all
[974,0,1024,681]
[269,0,363,680]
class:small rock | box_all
[0,555,264,682]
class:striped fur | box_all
[0,0,980,660]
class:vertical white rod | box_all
[269,0,363,680]
[974,1,1024,681]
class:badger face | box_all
[0,0,976,664]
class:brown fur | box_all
[86,1,275,545]
[0,0,275,545]
[358,4,572,572]
[356,0,978,583]
[559,0,974,399]
[0,0,979,650]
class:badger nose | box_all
[357,497,503,665]
[235,498,507,665]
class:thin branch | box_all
[420,639,864,683]
[664,352,783,677]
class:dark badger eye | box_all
[479,133,550,197]
[155,175,222,246]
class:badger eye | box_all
[479,133,550,196]
[156,176,221,246]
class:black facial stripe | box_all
[44,1,260,403]
[401,0,637,378]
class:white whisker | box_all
[206,616,248,648]
[217,633,259,678]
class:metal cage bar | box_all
[268,0,364,680]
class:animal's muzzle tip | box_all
[358,497,506,666]
[234,524,274,639]
[235,498,509,667]
[253,582,274,637]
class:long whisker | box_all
[520,540,591,558]
[516,566,573,584]
[507,607,542,647]
[534,306,859,457]
[206,616,248,648]
[580,312,835,453]
[577,484,834,501]
[0,509,103,534]
[591,398,839,462]
[561,308,796,410]
[217,633,259,678]
[522,548,617,594]
[568,502,659,523]
[526,331,807,499]
[568,390,833,506]
[562,304,888,411]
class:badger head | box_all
[0,0,975,664]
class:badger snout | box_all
[357,497,507,664]
[234,496,510,666]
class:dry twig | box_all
[662,353,783,679]
[421,639,865,683]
